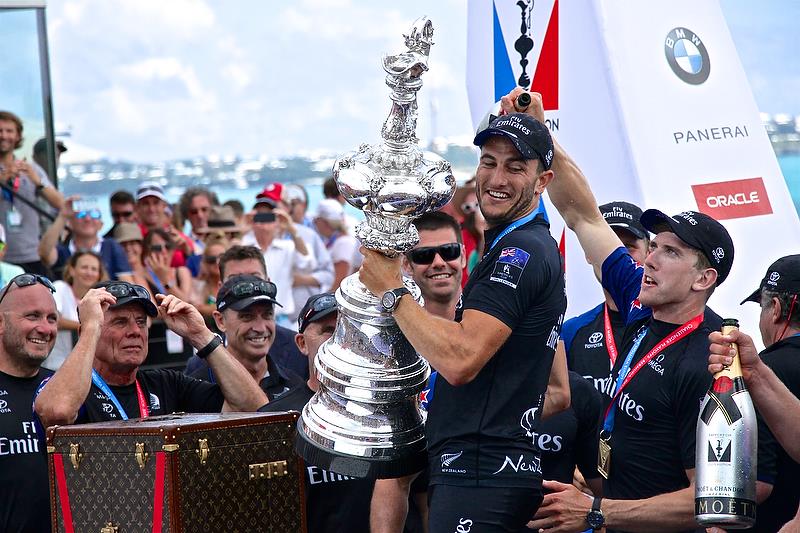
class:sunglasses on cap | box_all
[75,209,102,220]
[103,282,152,301]
[299,294,337,332]
[0,273,56,305]
[227,279,277,299]
[407,243,462,265]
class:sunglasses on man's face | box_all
[111,210,134,220]
[203,255,219,264]
[0,273,56,305]
[406,243,462,265]
[75,209,102,220]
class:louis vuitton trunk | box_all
[46,412,306,532]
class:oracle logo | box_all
[691,178,773,220]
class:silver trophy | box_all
[296,17,456,478]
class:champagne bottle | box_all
[476,93,534,133]
[695,318,757,528]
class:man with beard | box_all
[34,282,266,425]
[0,274,57,532]
[515,88,733,533]
[360,111,566,531]
[189,275,300,401]
[0,111,64,275]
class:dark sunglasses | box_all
[227,280,277,299]
[148,244,173,253]
[103,282,152,301]
[0,273,56,305]
[75,209,102,220]
[407,243,462,265]
[299,294,337,332]
[203,255,219,264]
[111,210,134,219]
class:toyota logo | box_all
[588,332,603,344]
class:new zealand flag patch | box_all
[490,247,531,289]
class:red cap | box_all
[255,183,283,207]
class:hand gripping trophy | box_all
[296,17,456,478]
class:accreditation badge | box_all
[598,437,611,479]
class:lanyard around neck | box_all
[486,211,538,254]
[91,370,149,420]
[603,304,619,368]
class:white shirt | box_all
[45,280,79,371]
[241,231,315,316]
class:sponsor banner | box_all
[468,0,800,338]
[691,178,773,220]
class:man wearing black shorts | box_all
[35,281,266,426]
[514,88,733,533]
[361,112,566,532]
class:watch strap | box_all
[196,335,223,359]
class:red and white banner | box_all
[467,0,800,341]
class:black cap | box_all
[297,292,338,333]
[95,281,158,317]
[599,201,647,240]
[741,254,800,304]
[33,138,67,155]
[640,209,734,286]
[473,113,554,170]
[216,275,281,312]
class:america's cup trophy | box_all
[296,17,455,479]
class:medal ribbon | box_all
[486,211,539,254]
[602,314,703,434]
[91,370,149,420]
[603,303,619,367]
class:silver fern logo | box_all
[440,450,467,474]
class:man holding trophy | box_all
[360,107,566,529]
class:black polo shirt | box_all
[561,302,626,397]
[751,335,800,532]
[189,356,300,402]
[426,214,566,489]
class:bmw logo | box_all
[664,27,710,85]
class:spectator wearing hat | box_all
[38,195,134,282]
[135,181,193,266]
[188,275,301,401]
[35,282,268,427]
[283,183,313,229]
[0,224,24,287]
[313,198,360,292]
[261,292,375,532]
[0,110,64,276]
[242,184,313,320]
[178,187,219,253]
[710,255,800,532]
[32,136,67,183]
[114,222,153,295]
[560,200,649,395]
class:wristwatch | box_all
[380,287,411,313]
[196,334,223,359]
[586,496,604,530]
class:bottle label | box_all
[696,496,755,519]
[700,376,746,426]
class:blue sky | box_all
[45,0,799,162]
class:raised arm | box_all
[156,294,267,411]
[34,289,114,427]
[38,195,77,267]
[501,88,623,272]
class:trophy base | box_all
[296,417,427,479]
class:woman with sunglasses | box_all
[114,222,153,298]
[45,250,108,371]
[143,228,191,302]
[189,233,229,319]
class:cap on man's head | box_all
[136,181,167,203]
[298,292,337,333]
[255,183,283,208]
[741,254,800,305]
[473,113,554,170]
[216,274,282,312]
[282,184,306,204]
[95,281,158,317]
[314,198,344,221]
[33,138,67,155]
[640,209,734,286]
[599,201,647,240]
[113,222,143,244]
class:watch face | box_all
[586,510,604,529]
[381,291,396,310]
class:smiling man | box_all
[34,281,266,426]
[360,111,566,531]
